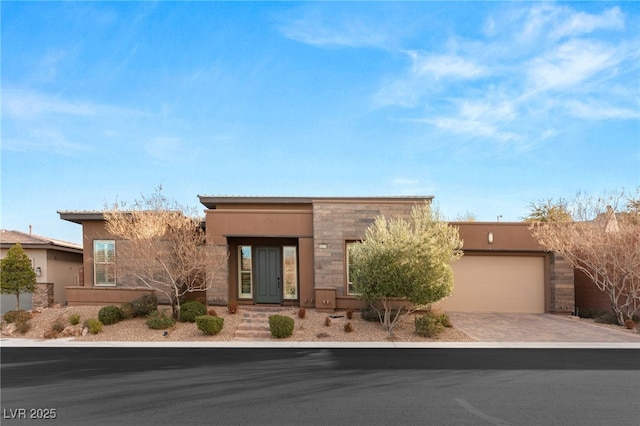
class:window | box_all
[346,241,360,295]
[283,246,297,300]
[94,240,116,286]
[238,246,252,298]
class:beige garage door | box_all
[436,255,545,313]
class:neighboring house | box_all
[0,229,83,314]
[59,196,575,314]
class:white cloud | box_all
[526,39,619,92]
[277,7,391,48]
[3,89,148,120]
[549,6,625,40]
[565,100,640,120]
[408,52,486,80]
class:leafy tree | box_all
[530,189,640,325]
[349,203,463,336]
[103,187,227,320]
[523,198,572,222]
[1,243,37,310]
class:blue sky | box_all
[2,1,639,244]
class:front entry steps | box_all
[233,308,282,341]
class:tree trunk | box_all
[16,293,20,311]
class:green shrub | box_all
[85,318,103,334]
[3,310,31,324]
[594,312,618,325]
[69,313,81,325]
[577,308,608,319]
[269,315,294,338]
[196,315,224,335]
[415,312,445,337]
[180,300,207,323]
[145,310,175,330]
[120,302,135,319]
[98,305,123,325]
[437,312,452,328]
[131,294,158,317]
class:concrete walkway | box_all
[448,312,640,343]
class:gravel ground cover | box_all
[3,305,474,342]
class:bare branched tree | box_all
[530,189,640,325]
[103,188,226,320]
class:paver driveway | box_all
[448,312,640,342]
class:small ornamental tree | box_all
[531,189,640,325]
[0,243,37,310]
[103,187,227,320]
[349,203,463,336]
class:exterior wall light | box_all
[35,266,42,277]
[487,232,494,245]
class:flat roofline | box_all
[198,195,433,209]
[58,211,106,224]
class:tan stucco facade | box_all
[59,197,575,313]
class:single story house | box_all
[59,196,575,314]
[0,229,83,313]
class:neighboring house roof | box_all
[198,195,434,209]
[0,229,82,253]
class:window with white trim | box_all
[94,240,116,286]
[346,241,360,295]
[283,246,298,300]
[238,245,253,298]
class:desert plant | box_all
[120,302,135,319]
[196,315,224,335]
[324,316,331,327]
[145,309,175,330]
[437,312,452,328]
[98,305,123,325]
[52,320,65,333]
[207,308,218,317]
[269,315,294,338]
[14,319,31,334]
[344,322,354,332]
[624,319,635,330]
[227,300,238,314]
[415,312,445,337]
[297,307,306,319]
[3,310,32,324]
[85,318,103,334]
[346,308,355,320]
[69,313,81,325]
[131,294,158,317]
[595,312,619,325]
[180,300,207,322]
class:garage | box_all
[437,255,545,313]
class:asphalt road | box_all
[1,348,639,425]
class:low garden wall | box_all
[65,286,154,306]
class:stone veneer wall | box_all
[206,245,230,306]
[312,201,420,296]
[549,253,575,313]
[32,282,54,309]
